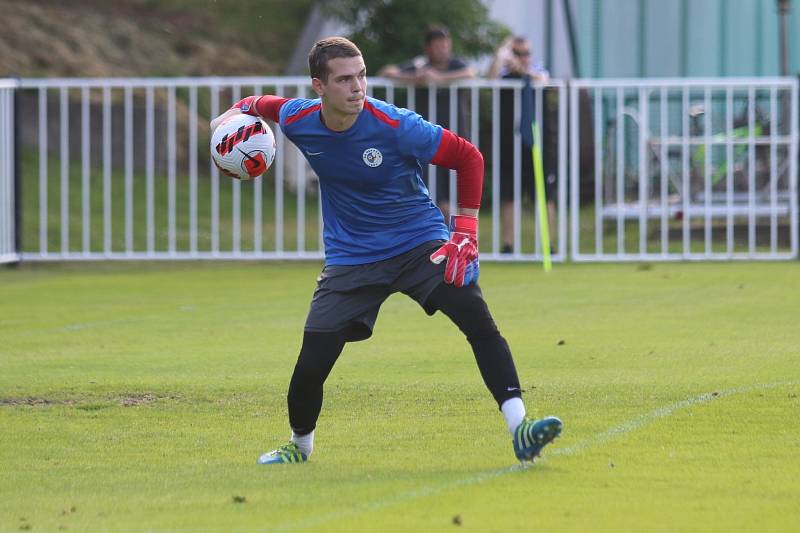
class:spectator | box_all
[488,36,557,254]
[379,26,476,218]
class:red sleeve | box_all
[430,129,483,210]
[232,95,289,123]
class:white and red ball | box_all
[210,114,276,180]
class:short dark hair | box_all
[308,37,362,81]
[424,25,450,45]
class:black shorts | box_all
[304,240,446,342]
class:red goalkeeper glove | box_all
[430,215,480,287]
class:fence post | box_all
[13,77,21,263]
[786,74,800,260]
[0,78,20,265]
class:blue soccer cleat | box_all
[257,442,308,465]
[512,416,563,463]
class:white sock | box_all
[501,397,526,434]
[291,430,314,457]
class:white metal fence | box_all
[0,79,17,264]
[1,76,797,264]
[570,78,798,261]
[4,76,568,263]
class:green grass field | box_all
[1,261,799,532]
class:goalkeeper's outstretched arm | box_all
[210,95,289,132]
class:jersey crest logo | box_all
[362,148,383,167]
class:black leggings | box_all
[287,282,522,435]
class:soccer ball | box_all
[210,114,276,180]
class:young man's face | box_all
[313,55,367,117]
[425,37,451,64]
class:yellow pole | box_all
[532,122,552,271]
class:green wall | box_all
[575,0,799,78]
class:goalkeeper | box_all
[211,36,562,465]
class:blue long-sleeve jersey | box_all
[278,96,449,265]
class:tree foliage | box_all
[322,0,510,73]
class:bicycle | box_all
[601,94,791,217]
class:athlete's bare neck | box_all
[320,106,359,132]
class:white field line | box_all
[275,380,795,532]
[10,307,200,336]
[5,316,160,337]
[552,380,791,457]
[9,304,273,336]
